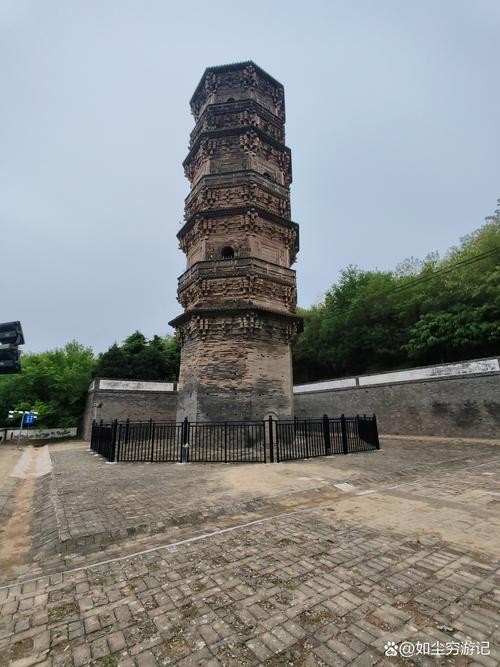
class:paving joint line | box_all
[1,453,500,592]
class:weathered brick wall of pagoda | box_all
[169,62,302,421]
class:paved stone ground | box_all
[29,439,500,563]
[0,438,499,666]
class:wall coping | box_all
[1,427,77,440]
[89,379,176,393]
[293,357,500,394]
[87,356,500,397]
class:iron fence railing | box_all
[90,414,379,464]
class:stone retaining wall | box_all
[294,357,500,438]
[82,358,500,440]
[82,378,178,440]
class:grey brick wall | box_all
[82,379,178,440]
[82,360,500,440]
[294,372,500,438]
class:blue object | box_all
[23,413,37,425]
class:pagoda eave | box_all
[169,305,303,331]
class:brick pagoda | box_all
[169,61,301,421]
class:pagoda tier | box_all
[189,99,285,148]
[183,127,292,188]
[183,171,292,223]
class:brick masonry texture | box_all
[294,372,500,438]
[82,386,177,440]
[1,438,500,665]
[176,317,294,422]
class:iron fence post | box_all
[263,422,267,463]
[341,414,348,455]
[373,413,380,449]
[99,419,104,456]
[304,419,310,458]
[322,414,331,455]
[178,420,183,463]
[110,419,118,462]
[268,416,274,463]
[150,419,155,463]
[125,418,130,445]
[182,417,189,463]
[116,422,122,462]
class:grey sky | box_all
[1,0,499,353]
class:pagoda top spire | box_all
[189,61,286,122]
[190,61,284,106]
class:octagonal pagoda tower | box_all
[169,61,302,422]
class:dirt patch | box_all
[0,444,24,486]
[48,439,88,451]
[212,462,357,513]
[331,487,500,558]
[3,637,34,662]
[0,447,39,580]
[214,463,327,497]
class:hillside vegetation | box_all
[293,201,500,383]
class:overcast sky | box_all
[1,0,499,353]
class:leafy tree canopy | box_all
[293,200,500,383]
[0,342,96,428]
[94,331,180,383]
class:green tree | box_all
[293,200,500,382]
[155,335,181,382]
[94,332,180,382]
[122,331,147,356]
[93,343,130,378]
[0,342,96,428]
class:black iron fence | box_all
[91,414,379,464]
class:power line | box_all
[313,245,500,320]
[388,247,500,295]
